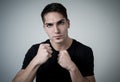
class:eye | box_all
[60,21,65,25]
[46,23,53,28]
[57,19,66,26]
[58,20,65,25]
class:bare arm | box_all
[12,44,52,82]
[69,62,95,82]
[12,60,40,82]
[58,50,96,82]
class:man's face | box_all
[43,12,70,44]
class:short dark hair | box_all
[41,3,68,22]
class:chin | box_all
[53,39,64,44]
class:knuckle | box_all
[43,49,48,52]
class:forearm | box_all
[12,56,41,82]
[13,44,52,82]
[69,63,94,82]
[69,69,89,82]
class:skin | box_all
[43,12,71,50]
[12,12,96,82]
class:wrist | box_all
[31,55,42,67]
[68,63,77,72]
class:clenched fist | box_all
[34,43,52,65]
[58,50,75,71]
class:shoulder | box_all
[73,39,92,51]
[72,39,93,58]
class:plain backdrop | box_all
[0,0,120,82]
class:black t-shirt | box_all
[22,39,94,82]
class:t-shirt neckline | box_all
[45,39,75,52]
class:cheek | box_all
[46,30,53,36]
[62,27,68,34]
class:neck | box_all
[50,37,73,51]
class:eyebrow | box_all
[57,19,65,24]
[45,18,66,25]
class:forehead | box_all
[44,12,65,23]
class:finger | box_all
[44,43,50,47]
[39,44,52,54]
[44,44,53,54]
[47,49,53,54]
[44,44,52,50]
[45,45,53,54]
[40,44,51,50]
[40,43,50,48]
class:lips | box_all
[54,35,63,39]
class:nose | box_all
[54,25,60,34]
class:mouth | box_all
[53,35,63,39]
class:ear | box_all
[67,19,70,28]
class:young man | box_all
[12,3,95,82]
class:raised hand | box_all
[35,43,52,65]
[58,50,75,71]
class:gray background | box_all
[0,0,120,82]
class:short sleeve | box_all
[22,44,39,69]
[82,47,94,76]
